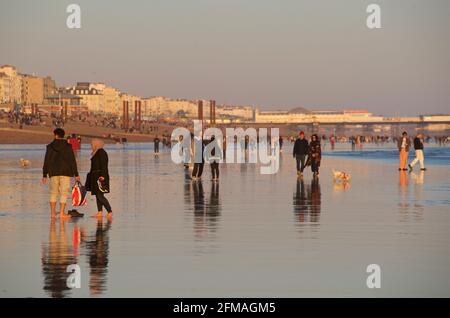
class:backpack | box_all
[72,181,87,207]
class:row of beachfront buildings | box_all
[1,64,449,124]
[0,65,255,122]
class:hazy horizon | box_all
[1,0,449,115]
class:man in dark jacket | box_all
[293,131,309,176]
[409,133,426,171]
[42,128,80,219]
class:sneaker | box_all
[420,168,427,171]
[68,209,84,217]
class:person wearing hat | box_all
[397,131,411,171]
[293,131,309,177]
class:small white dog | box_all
[332,169,351,182]
[20,158,31,168]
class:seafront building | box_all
[0,65,22,104]
[0,65,449,132]
[60,82,122,115]
[254,108,384,123]
[142,96,198,120]
[20,74,57,106]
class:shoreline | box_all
[0,123,167,144]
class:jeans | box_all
[211,162,219,179]
[96,192,112,213]
[295,154,306,172]
[311,160,320,173]
[192,163,204,178]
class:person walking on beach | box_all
[42,128,80,219]
[409,133,426,171]
[308,134,321,177]
[397,131,411,171]
[192,136,205,180]
[86,139,112,220]
[206,136,222,181]
[293,131,309,177]
[330,135,335,151]
[154,136,160,155]
[279,136,284,152]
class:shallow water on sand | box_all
[0,143,449,297]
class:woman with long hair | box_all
[87,139,112,219]
[308,134,322,177]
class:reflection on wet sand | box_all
[83,220,111,297]
[41,220,77,298]
[293,178,321,224]
[185,180,221,240]
[41,219,111,297]
[398,171,424,221]
[333,180,351,192]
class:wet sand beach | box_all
[0,143,449,297]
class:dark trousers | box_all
[295,154,306,172]
[211,162,219,179]
[96,192,112,213]
[311,160,320,173]
[192,163,204,178]
[154,143,159,153]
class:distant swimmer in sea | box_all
[409,133,426,172]
[42,128,80,219]
[308,134,321,178]
[293,131,309,177]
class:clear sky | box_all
[0,0,449,115]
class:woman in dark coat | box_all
[87,139,112,219]
[308,134,322,177]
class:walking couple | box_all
[397,131,426,172]
[293,131,321,178]
[42,128,113,220]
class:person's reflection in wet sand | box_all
[398,170,410,216]
[410,170,425,220]
[41,220,77,298]
[83,219,111,297]
[309,177,321,223]
[184,168,192,205]
[192,181,221,240]
[293,178,307,223]
[192,180,206,239]
[206,182,221,232]
[293,178,321,224]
